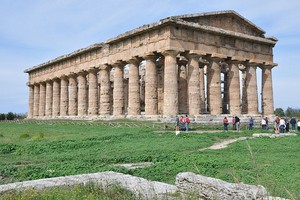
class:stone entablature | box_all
[25,10,277,119]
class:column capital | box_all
[161,50,179,57]
[206,54,223,63]
[177,56,188,66]
[77,70,88,76]
[260,62,278,69]
[143,53,157,61]
[127,57,142,65]
[60,75,69,80]
[88,66,100,73]
[99,64,112,71]
[68,72,77,78]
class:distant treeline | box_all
[0,112,27,120]
[274,107,300,118]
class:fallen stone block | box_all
[176,172,268,200]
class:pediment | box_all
[171,10,265,37]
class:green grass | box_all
[0,121,299,199]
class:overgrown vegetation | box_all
[274,107,300,118]
[0,121,299,199]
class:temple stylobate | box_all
[25,10,277,119]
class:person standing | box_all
[261,118,266,130]
[234,116,240,131]
[290,117,296,130]
[185,115,190,132]
[175,116,180,135]
[297,121,300,131]
[249,117,254,130]
[232,116,236,130]
[223,117,229,132]
[265,117,269,130]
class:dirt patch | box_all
[200,137,249,151]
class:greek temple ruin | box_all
[24,10,277,120]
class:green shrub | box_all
[0,113,5,120]
[6,112,15,120]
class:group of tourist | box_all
[273,116,300,133]
[223,116,240,132]
[175,115,190,135]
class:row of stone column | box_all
[28,51,275,118]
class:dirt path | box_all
[200,137,249,151]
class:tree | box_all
[0,113,5,120]
[274,108,285,117]
[6,112,15,120]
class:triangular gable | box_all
[169,10,265,37]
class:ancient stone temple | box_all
[25,10,277,120]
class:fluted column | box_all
[207,57,222,115]
[68,73,78,116]
[38,82,46,117]
[28,85,34,118]
[261,64,275,116]
[178,57,188,114]
[77,71,88,116]
[187,54,200,116]
[128,58,141,115]
[245,63,259,114]
[33,84,40,117]
[99,65,111,115]
[199,62,206,113]
[113,62,125,116]
[144,54,158,115]
[52,78,60,116]
[88,68,99,116]
[60,76,69,116]
[45,80,53,116]
[240,67,248,113]
[227,60,241,115]
[162,50,178,116]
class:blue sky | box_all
[0,0,299,114]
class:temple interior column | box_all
[261,65,275,116]
[178,57,188,114]
[144,54,158,115]
[156,57,164,114]
[128,58,141,115]
[187,54,200,116]
[38,82,46,117]
[99,65,111,115]
[246,63,259,114]
[28,85,34,118]
[52,78,60,116]
[33,84,40,117]
[162,50,179,116]
[199,62,206,114]
[45,80,53,117]
[113,62,125,116]
[68,73,78,116]
[88,68,99,116]
[77,71,88,116]
[240,67,248,113]
[207,57,222,115]
[60,76,69,116]
[227,60,241,115]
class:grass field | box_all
[0,121,299,199]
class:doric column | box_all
[144,54,158,115]
[88,68,99,116]
[68,73,78,116]
[178,56,188,114]
[227,60,241,115]
[240,66,248,113]
[77,71,88,116]
[33,84,40,117]
[207,57,222,115]
[245,63,259,114]
[157,57,164,114]
[52,78,60,116]
[162,50,179,116]
[128,58,141,115]
[45,80,53,116]
[28,84,34,118]
[99,65,111,116]
[261,64,275,116]
[187,54,201,116]
[38,82,46,117]
[60,76,69,116]
[199,62,206,113]
[113,62,125,116]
